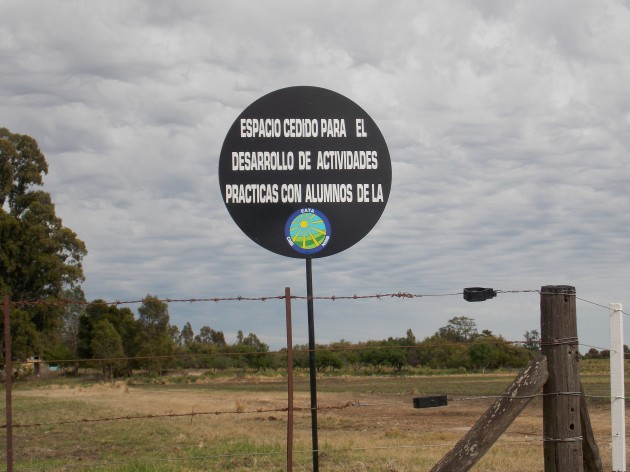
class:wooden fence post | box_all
[540,285,583,472]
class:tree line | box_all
[55,292,539,377]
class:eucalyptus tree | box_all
[1,128,87,359]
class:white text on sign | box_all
[240,118,353,138]
[225,183,384,204]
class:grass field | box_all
[1,362,627,471]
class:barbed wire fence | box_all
[1,288,627,471]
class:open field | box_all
[1,368,627,471]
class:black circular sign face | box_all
[219,86,391,259]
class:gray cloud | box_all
[1,0,628,349]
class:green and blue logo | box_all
[285,208,331,255]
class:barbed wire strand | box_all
[1,402,359,429]
[7,289,627,320]
[6,387,625,431]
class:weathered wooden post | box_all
[540,285,583,472]
[430,355,548,472]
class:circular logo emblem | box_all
[285,208,331,255]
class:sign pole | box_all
[285,287,294,472]
[306,257,319,471]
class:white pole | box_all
[610,303,626,472]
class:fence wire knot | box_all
[540,337,579,346]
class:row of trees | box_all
[54,296,539,376]
[51,289,269,376]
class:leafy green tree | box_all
[584,347,601,359]
[194,326,227,346]
[330,340,360,371]
[135,295,175,374]
[5,309,41,361]
[241,332,268,350]
[468,341,494,372]
[78,300,137,361]
[359,342,407,372]
[45,286,87,373]
[231,331,270,370]
[1,128,87,360]
[180,322,194,347]
[168,324,180,345]
[315,348,343,372]
[436,316,478,342]
[91,319,126,380]
[417,334,468,369]
[523,329,540,351]
[291,344,310,369]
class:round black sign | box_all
[219,86,391,259]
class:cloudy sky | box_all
[3,0,629,350]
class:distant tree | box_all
[91,319,126,380]
[523,330,540,351]
[315,348,343,372]
[135,295,174,374]
[1,128,87,360]
[194,326,226,346]
[330,340,360,371]
[78,300,137,361]
[231,331,270,370]
[384,330,420,367]
[436,316,478,342]
[180,322,194,347]
[468,342,493,372]
[584,348,601,359]
[360,343,407,372]
[195,326,214,344]
[417,334,468,369]
[242,332,268,351]
[7,311,41,362]
[291,344,309,369]
[47,286,87,373]
[211,330,226,346]
[168,324,180,346]
[59,287,86,355]
[208,355,232,371]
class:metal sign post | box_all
[305,258,319,469]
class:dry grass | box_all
[1,372,625,471]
